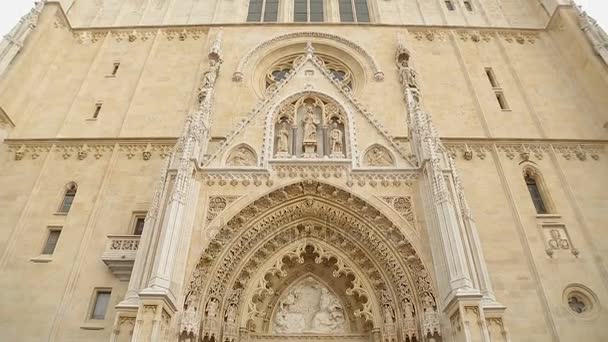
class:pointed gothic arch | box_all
[180,180,440,342]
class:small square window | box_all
[90,289,112,320]
[111,62,120,76]
[445,0,455,11]
[133,216,145,236]
[42,227,62,255]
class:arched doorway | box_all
[180,181,441,342]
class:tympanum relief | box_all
[273,95,347,159]
[364,145,394,166]
[273,277,346,335]
[227,145,257,166]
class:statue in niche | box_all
[383,304,395,323]
[276,123,290,157]
[303,105,319,142]
[365,146,394,166]
[302,105,320,158]
[329,123,344,157]
[227,146,256,166]
[272,277,345,334]
[206,298,219,318]
[225,304,237,323]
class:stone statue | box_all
[398,63,419,89]
[365,146,393,166]
[206,299,218,318]
[302,106,318,142]
[225,304,237,323]
[383,304,395,323]
[272,277,345,335]
[329,124,343,156]
[276,124,290,155]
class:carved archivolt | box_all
[181,181,439,341]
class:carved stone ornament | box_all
[379,196,416,227]
[226,145,257,167]
[206,196,240,224]
[363,145,395,166]
[181,181,438,341]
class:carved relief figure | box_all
[272,277,345,335]
[225,304,237,323]
[276,123,290,156]
[364,145,394,166]
[397,51,419,89]
[206,298,219,318]
[227,146,256,166]
[329,123,343,156]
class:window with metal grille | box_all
[339,0,370,22]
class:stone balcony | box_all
[102,235,140,281]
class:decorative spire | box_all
[305,41,315,57]
[209,29,223,64]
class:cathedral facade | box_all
[0,0,607,341]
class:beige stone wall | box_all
[0,2,607,342]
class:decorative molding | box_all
[206,196,240,224]
[232,32,384,82]
[408,28,538,44]
[5,141,175,161]
[378,196,416,228]
[443,142,604,161]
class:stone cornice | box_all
[4,137,605,162]
[0,105,15,129]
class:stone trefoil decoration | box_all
[273,91,347,159]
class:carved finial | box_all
[209,29,223,63]
[305,41,315,57]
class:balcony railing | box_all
[101,235,140,281]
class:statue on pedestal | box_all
[275,123,290,158]
[302,105,319,158]
[329,123,344,158]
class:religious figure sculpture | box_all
[383,304,395,323]
[225,304,237,323]
[365,146,394,166]
[302,105,320,158]
[272,278,345,335]
[227,146,256,166]
[329,123,344,157]
[206,298,218,318]
[303,105,318,142]
[276,123,290,157]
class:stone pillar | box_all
[109,29,223,342]
[395,40,509,342]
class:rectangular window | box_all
[294,0,308,22]
[339,0,354,22]
[495,92,509,110]
[90,289,112,320]
[445,0,455,11]
[93,103,102,119]
[133,216,146,235]
[264,0,279,22]
[42,227,62,255]
[309,0,324,22]
[247,0,263,22]
[463,0,473,11]
[111,62,120,76]
[485,68,499,88]
[354,0,370,22]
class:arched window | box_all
[338,0,370,22]
[523,169,549,214]
[58,183,77,213]
[247,0,279,22]
[294,0,324,22]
